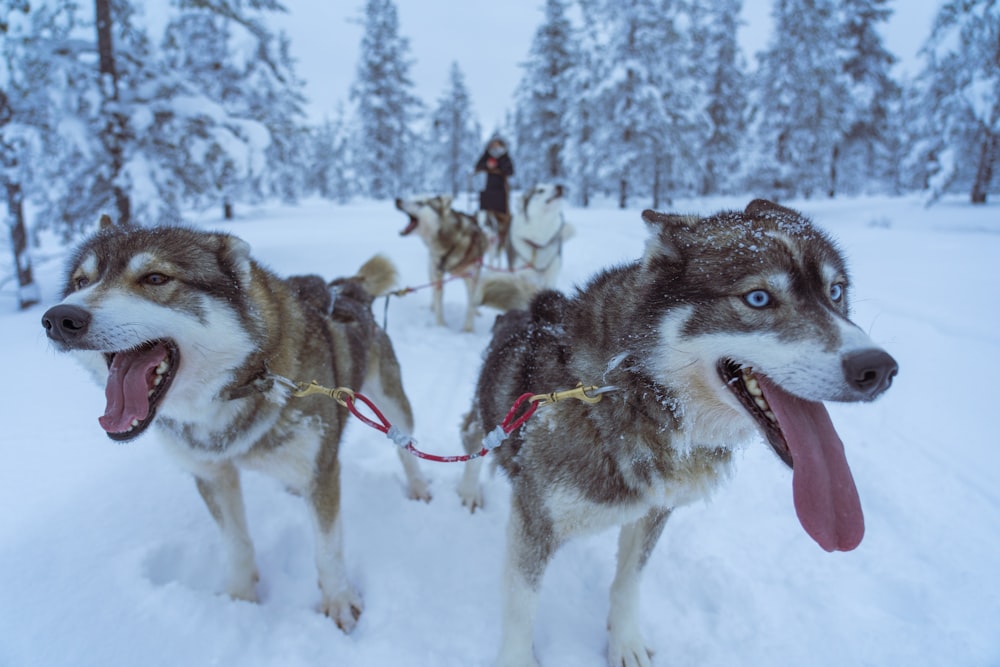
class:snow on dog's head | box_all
[639,199,898,552]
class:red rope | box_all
[339,390,538,463]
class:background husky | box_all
[508,183,573,289]
[395,195,488,332]
[459,199,898,666]
[41,218,430,632]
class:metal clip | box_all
[289,380,355,407]
[530,383,604,406]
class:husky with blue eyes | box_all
[458,199,898,667]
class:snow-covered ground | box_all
[1,194,997,666]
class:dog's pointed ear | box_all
[439,194,453,210]
[745,198,799,219]
[99,214,115,230]
[219,234,252,287]
[640,209,698,264]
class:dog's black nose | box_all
[42,304,91,343]
[842,348,898,399]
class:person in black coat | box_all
[475,136,515,258]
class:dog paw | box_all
[457,484,484,513]
[407,479,433,503]
[321,588,364,633]
[226,570,260,603]
[607,633,653,667]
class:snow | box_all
[2,193,999,666]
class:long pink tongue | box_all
[99,344,167,434]
[758,377,864,552]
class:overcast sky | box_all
[274,0,943,129]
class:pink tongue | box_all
[99,344,167,434]
[758,376,864,552]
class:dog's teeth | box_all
[765,410,777,422]
[754,397,769,411]
[154,375,162,386]
[156,360,169,375]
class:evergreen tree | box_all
[837,0,900,195]
[1,0,109,238]
[424,62,480,197]
[1,0,41,308]
[350,0,422,199]
[690,0,748,195]
[163,0,309,216]
[752,0,850,198]
[585,0,701,208]
[513,0,576,188]
[309,104,356,203]
[914,0,1000,204]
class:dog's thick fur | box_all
[458,200,898,666]
[41,219,430,631]
[508,183,573,289]
[395,195,489,331]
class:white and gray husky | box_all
[508,183,573,289]
[42,217,430,631]
[459,199,898,666]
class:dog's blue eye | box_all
[744,290,772,308]
[74,276,90,290]
[142,273,171,286]
[830,283,844,302]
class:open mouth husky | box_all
[42,217,430,631]
[458,199,898,666]
[395,194,489,332]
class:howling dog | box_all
[41,217,430,631]
[395,195,489,332]
[458,200,898,666]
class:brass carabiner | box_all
[530,383,604,407]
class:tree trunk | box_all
[95,0,130,225]
[971,132,998,205]
[829,144,839,198]
[6,181,39,310]
[618,177,628,209]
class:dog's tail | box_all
[476,273,541,313]
[354,254,399,297]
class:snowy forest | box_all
[2,0,999,309]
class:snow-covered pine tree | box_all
[423,62,481,198]
[1,1,37,309]
[0,85,38,310]
[512,0,576,189]
[837,0,900,195]
[751,0,850,199]
[562,2,603,207]
[1,0,110,239]
[164,0,309,216]
[350,0,422,199]
[689,0,748,196]
[913,0,999,204]
[584,0,700,208]
[309,104,357,203]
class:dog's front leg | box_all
[461,268,481,332]
[429,265,446,326]
[607,507,671,667]
[194,464,259,602]
[495,505,557,667]
[309,473,364,632]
